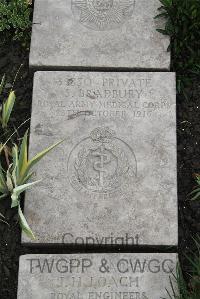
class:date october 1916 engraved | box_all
[71,0,136,31]
[68,127,137,195]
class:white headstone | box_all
[22,71,177,246]
[30,0,170,70]
[17,253,178,299]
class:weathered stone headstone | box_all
[30,0,170,70]
[22,71,177,246]
[17,253,177,299]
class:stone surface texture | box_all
[17,253,178,299]
[30,0,170,70]
[22,71,177,246]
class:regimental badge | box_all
[68,127,137,195]
[71,0,136,31]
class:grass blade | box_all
[0,118,30,154]
[0,212,9,225]
[0,74,5,95]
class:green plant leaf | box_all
[2,90,16,128]
[190,191,200,201]
[22,171,35,184]
[6,167,13,192]
[18,204,35,240]
[154,12,168,19]
[156,28,169,35]
[22,140,63,183]
[18,130,28,181]
[190,187,200,195]
[11,180,41,208]
[12,144,19,187]
[160,0,172,7]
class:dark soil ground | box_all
[0,41,200,299]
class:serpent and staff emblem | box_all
[68,127,137,194]
[71,0,136,31]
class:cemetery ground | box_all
[0,40,199,299]
[0,0,200,298]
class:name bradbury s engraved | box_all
[37,76,170,119]
[28,257,175,299]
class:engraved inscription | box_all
[71,0,136,31]
[68,127,137,194]
[36,76,171,120]
[24,255,176,299]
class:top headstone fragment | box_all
[29,0,170,70]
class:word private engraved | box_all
[71,0,136,31]
[68,127,137,195]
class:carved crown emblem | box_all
[90,127,115,142]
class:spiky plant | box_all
[0,131,62,239]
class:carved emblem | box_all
[68,127,137,195]
[71,0,135,31]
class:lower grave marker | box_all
[17,253,178,299]
[22,71,177,246]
